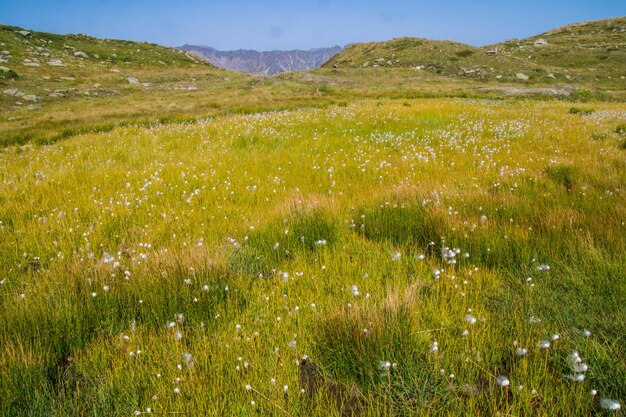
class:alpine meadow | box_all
[0,11,625,417]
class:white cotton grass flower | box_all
[465,314,477,325]
[529,316,541,324]
[287,340,296,348]
[495,376,510,387]
[567,351,587,371]
[583,329,592,338]
[350,285,360,296]
[176,313,185,324]
[600,398,621,411]
[567,350,582,367]
[392,252,401,261]
[430,342,439,353]
[433,268,442,279]
[173,387,180,395]
[563,373,586,382]
[538,340,551,349]
[182,352,194,368]
[551,333,560,341]
[174,331,182,341]
[515,348,528,357]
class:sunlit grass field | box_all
[1,98,625,416]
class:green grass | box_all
[324,16,626,87]
[0,98,624,416]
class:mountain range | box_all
[178,45,343,75]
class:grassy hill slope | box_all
[0,25,255,145]
[323,17,626,85]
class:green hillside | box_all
[324,37,538,81]
[323,17,626,85]
[489,16,626,80]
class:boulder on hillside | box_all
[516,73,530,80]
[74,51,89,58]
[3,88,21,96]
[47,59,66,67]
[533,38,549,46]
[0,66,18,79]
[127,77,140,84]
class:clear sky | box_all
[2,0,625,50]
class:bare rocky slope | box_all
[178,45,342,75]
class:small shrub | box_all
[569,107,594,116]
[575,88,592,98]
[545,165,576,191]
[318,84,334,93]
[615,124,626,136]
[455,49,475,58]
[0,69,19,80]
[591,132,606,141]
[354,203,444,248]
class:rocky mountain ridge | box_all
[178,45,342,75]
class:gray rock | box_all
[547,73,556,79]
[127,77,140,84]
[533,38,549,47]
[23,95,37,102]
[17,30,31,37]
[47,59,65,67]
[3,88,20,96]
[73,51,88,58]
[0,66,10,72]
[23,62,40,67]
[516,73,529,80]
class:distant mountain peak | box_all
[178,45,343,75]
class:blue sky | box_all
[2,0,625,50]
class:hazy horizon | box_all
[2,0,625,50]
